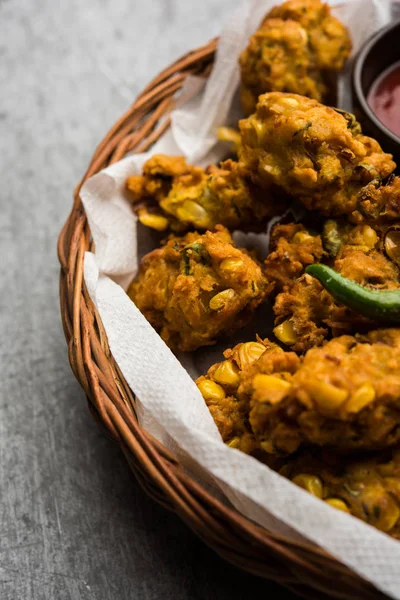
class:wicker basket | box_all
[58,39,388,600]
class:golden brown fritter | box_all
[278,447,400,537]
[239,0,351,114]
[270,214,400,352]
[250,331,400,455]
[126,154,286,233]
[265,222,325,293]
[240,18,328,116]
[239,93,396,216]
[128,226,270,352]
[196,338,296,453]
[273,248,400,352]
[198,331,400,457]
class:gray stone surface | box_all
[0,1,300,598]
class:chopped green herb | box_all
[373,505,381,520]
[232,202,241,218]
[362,502,370,518]
[322,219,342,257]
[343,483,361,497]
[333,108,362,135]
[181,243,211,275]
[293,122,312,137]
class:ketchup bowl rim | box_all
[353,20,400,146]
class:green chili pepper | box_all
[181,242,211,275]
[293,122,312,137]
[305,264,400,323]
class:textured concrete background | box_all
[0,1,303,598]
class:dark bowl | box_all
[352,20,400,165]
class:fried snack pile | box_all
[239,0,351,114]
[127,154,286,233]
[127,226,269,351]
[197,333,400,534]
[239,93,395,216]
[126,0,400,538]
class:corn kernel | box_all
[361,225,378,249]
[238,342,266,369]
[378,463,395,477]
[213,360,240,387]
[373,497,400,532]
[227,437,240,449]
[292,474,323,498]
[325,498,350,513]
[217,127,241,149]
[280,97,299,108]
[260,440,275,454]
[209,288,236,311]
[219,257,244,273]
[273,320,298,345]
[197,379,226,402]
[307,380,348,415]
[176,200,209,227]
[249,116,265,143]
[346,383,376,414]
[263,164,281,177]
[138,211,169,231]
[253,374,292,404]
[293,231,314,244]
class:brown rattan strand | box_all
[58,39,389,600]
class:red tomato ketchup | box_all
[367,61,400,137]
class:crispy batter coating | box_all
[351,175,400,225]
[126,154,287,233]
[278,447,400,537]
[239,93,396,216]
[240,0,351,114]
[265,222,325,292]
[198,331,400,457]
[128,226,270,352]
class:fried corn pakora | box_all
[198,336,400,536]
[197,338,295,454]
[239,0,351,114]
[268,178,400,352]
[197,330,400,457]
[126,154,286,233]
[279,448,400,537]
[128,226,270,352]
[271,220,400,352]
[239,92,396,216]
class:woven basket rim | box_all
[58,37,387,600]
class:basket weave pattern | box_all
[58,40,386,600]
